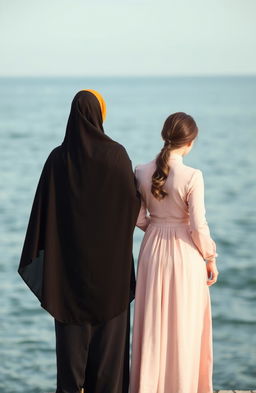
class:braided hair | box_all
[151,112,198,200]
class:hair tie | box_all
[164,139,172,147]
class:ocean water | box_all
[0,76,255,392]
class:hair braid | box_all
[151,112,198,200]
[151,141,172,200]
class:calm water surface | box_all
[0,76,255,392]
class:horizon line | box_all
[0,73,256,78]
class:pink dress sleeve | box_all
[136,197,150,232]
[187,170,218,262]
[135,166,150,232]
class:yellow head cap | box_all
[83,89,107,122]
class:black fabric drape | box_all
[18,90,141,324]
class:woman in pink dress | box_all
[130,112,219,393]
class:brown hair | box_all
[151,112,198,200]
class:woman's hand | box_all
[206,261,219,286]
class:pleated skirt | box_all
[129,222,213,393]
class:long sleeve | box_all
[134,165,150,232]
[187,170,217,261]
[136,195,150,232]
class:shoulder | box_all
[104,143,135,176]
[181,163,203,182]
[183,165,205,195]
[110,142,131,162]
[135,159,156,175]
[45,145,62,163]
[134,160,156,193]
[33,147,62,190]
[41,146,63,173]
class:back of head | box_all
[62,89,109,160]
[68,89,105,132]
[151,112,198,200]
[84,89,106,122]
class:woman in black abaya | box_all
[18,89,141,393]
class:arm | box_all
[136,194,150,232]
[187,170,218,262]
[134,165,150,232]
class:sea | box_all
[0,76,255,392]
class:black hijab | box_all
[18,90,141,324]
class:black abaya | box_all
[18,90,141,325]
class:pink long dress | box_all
[129,152,217,393]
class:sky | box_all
[0,0,256,76]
